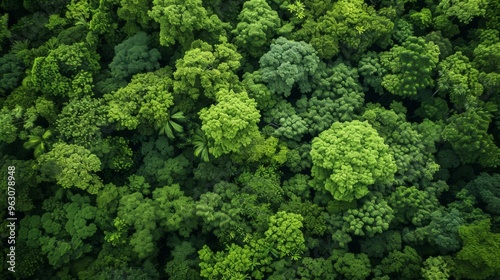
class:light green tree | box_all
[310,120,397,201]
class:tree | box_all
[388,186,440,227]
[442,103,500,167]
[56,96,108,148]
[173,38,243,100]
[232,0,280,58]
[453,219,500,279]
[37,142,103,194]
[374,246,422,279]
[104,67,176,133]
[198,90,261,158]
[23,128,52,158]
[436,0,490,24]
[117,0,153,33]
[259,37,320,97]
[263,99,308,141]
[466,173,500,215]
[361,103,440,185]
[293,0,393,59]
[148,0,226,48]
[421,256,451,280]
[0,53,24,95]
[297,61,365,135]
[109,32,161,80]
[380,36,440,96]
[437,51,483,109]
[333,251,372,280]
[31,42,100,98]
[19,194,98,268]
[310,120,397,202]
[342,193,394,238]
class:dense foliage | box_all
[1,0,499,279]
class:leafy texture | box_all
[310,120,397,201]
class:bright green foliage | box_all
[56,96,108,148]
[310,120,397,201]
[375,246,422,279]
[37,142,103,194]
[421,256,451,280]
[198,211,305,279]
[453,219,500,279]
[388,186,439,226]
[437,52,483,109]
[294,0,393,59]
[380,36,440,96]
[259,37,320,97]
[23,129,52,158]
[232,0,280,58]
[466,173,500,215]
[342,193,394,237]
[0,106,23,143]
[198,91,261,158]
[88,2,118,36]
[297,62,365,135]
[109,32,161,80]
[192,128,210,162]
[199,243,256,279]
[173,39,242,100]
[31,42,100,98]
[264,211,306,259]
[362,103,440,185]
[0,53,24,95]
[117,0,152,33]
[105,67,175,131]
[148,0,219,47]
[409,8,433,29]
[158,108,185,139]
[64,0,93,23]
[325,0,393,55]
[333,251,372,280]
[436,0,490,24]
[287,0,306,19]
[358,51,386,94]
[442,104,500,167]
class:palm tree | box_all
[23,129,52,158]
[192,129,210,162]
[157,108,185,138]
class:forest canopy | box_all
[0,0,499,279]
